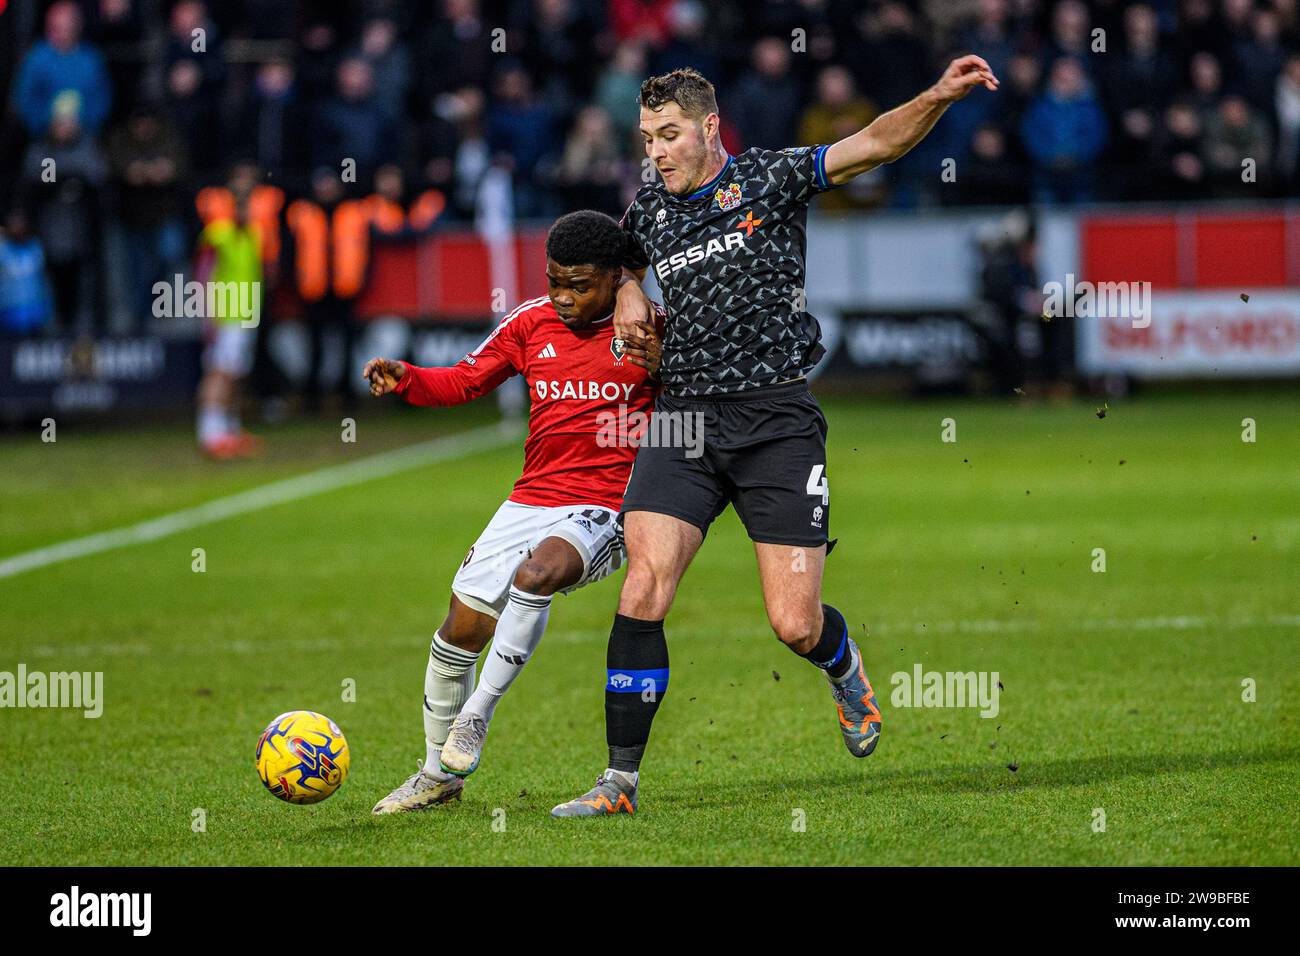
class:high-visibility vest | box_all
[284,198,372,301]
[197,219,262,324]
[407,190,446,231]
[195,185,284,264]
[366,189,447,236]
[366,195,407,235]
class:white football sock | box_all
[197,405,225,445]
[424,631,479,780]
[461,586,552,723]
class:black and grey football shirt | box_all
[621,145,836,397]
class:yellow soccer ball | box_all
[255,711,350,804]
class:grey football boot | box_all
[829,638,882,757]
[551,770,638,817]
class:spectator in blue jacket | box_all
[14,1,112,138]
[1020,57,1108,204]
[728,37,801,150]
[0,207,54,337]
[486,66,559,218]
[310,58,396,187]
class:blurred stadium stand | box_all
[1,0,1299,422]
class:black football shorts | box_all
[620,379,830,547]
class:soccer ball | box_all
[254,710,350,804]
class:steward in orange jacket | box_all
[196,175,285,272]
[284,170,371,412]
[366,163,447,240]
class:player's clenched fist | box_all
[362,357,406,396]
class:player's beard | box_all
[663,128,712,195]
[679,131,726,195]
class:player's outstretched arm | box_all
[363,323,518,408]
[362,357,406,397]
[823,54,999,185]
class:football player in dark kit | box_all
[553,57,999,816]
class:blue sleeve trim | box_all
[814,144,830,190]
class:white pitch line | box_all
[0,420,523,581]
[15,613,1299,659]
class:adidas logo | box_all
[536,343,556,359]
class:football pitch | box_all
[1,389,1297,866]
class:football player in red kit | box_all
[366,210,664,813]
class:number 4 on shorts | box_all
[807,464,829,506]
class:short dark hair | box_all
[639,68,718,119]
[546,210,626,271]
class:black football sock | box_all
[605,614,668,773]
[801,604,853,681]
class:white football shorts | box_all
[451,499,625,618]
[203,323,256,378]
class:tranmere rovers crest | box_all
[715,182,742,211]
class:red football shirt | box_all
[394,296,662,511]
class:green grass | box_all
[1,391,1297,865]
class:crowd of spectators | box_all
[3,0,1299,337]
